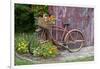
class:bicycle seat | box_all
[64,23,70,27]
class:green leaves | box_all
[15,4,35,33]
[16,37,29,54]
[33,5,48,17]
[15,33,59,58]
[32,41,59,58]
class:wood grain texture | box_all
[48,6,94,46]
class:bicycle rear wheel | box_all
[64,29,85,52]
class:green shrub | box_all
[16,37,29,54]
[32,41,59,58]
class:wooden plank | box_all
[48,6,94,46]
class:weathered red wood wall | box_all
[48,6,94,46]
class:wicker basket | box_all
[38,17,55,29]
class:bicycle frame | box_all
[50,24,70,42]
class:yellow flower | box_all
[49,50,52,54]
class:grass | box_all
[15,57,33,65]
[65,56,94,62]
[15,55,94,65]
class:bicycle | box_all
[28,16,85,55]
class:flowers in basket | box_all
[48,15,56,25]
[38,14,56,28]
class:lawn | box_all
[15,57,33,65]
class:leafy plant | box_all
[29,33,41,54]
[16,37,29,54]
[32,41,59,58]
[15,33,59,58]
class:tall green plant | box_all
[15,4,36,33]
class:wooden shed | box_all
[48,6,94,46]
